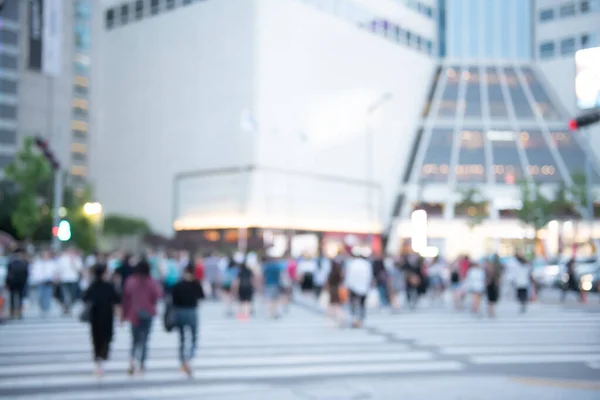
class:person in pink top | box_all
[121,259,162,375]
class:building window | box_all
[0,105,17,119]
[74,85,89,96]
[135,0,144,20]
[72,120,88,131]
[539,8,554,21]
[590,0,600,11]
[0,29,18,46]
[581,0,590,12]
[105,9,114,29]
[74,75,88,87]
[150,0,159,14]
[560,37,576,55]
[539,41,555,58]
[0,54,17,69]
[0,155,14,169]
[183,0,193,4]
[71,165,88,177]
[0,129,17,146]
[560,3,576,17]
[166,0,176,10]
[72,152,87,162]
[0,79,17,95]
[581,32,598,48]
[120,4,129,24]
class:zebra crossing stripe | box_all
[0,361,465,391]
[0,351,436,377]
[470,353,600,365]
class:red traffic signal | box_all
[568,111,600,131]
[52,226,58,236]
[33,136,60,170]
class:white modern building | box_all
[92,0,600,257]
[93,0,437,252]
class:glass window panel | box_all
[0,129,17,145]
[438,67,461,117]
[0,155,14,169]
[551,131,600,181]
[456,129,486,182]
[420,128,454,183]
[520,130,561,183]
[464,67,481,117]
[539,41,555,58]
[521,68,560,120]
[515,0,532,58]
[120,4,129,24]
[560,3,576,16]
[539,8,554,21]
[0,54,17,69]
[0,105,17,119]
[466,0,480,58]
[561,37,576,55]
[488,129,524,184]
[0,79,17,94]
[105,9,114,29]
[0,0,19,21]
[482,2,495,59]
[0,29,18,46]
[499,2,510,57]
[485,67,508,118]
[591,0,600,11]
[504,67,534,118]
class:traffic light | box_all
[568,110,600,131]
[57,220,71,242]
[34,136,60,170]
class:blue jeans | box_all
[38,283,53,314]
[175,308,198,363]
[131,317,153,367]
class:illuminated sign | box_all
[575,46,600,111]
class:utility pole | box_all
[34,137,63,250]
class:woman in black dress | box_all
[485,260,500,318]
[83,264,120,376]
[327,259,344,327]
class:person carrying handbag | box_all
[121,259,162,376]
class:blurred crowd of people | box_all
[1,243,569,377]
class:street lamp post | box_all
[83,202,103,248]
[365,92,393,248]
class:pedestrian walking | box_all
[55,248,83,315]
[30,250,56,317]
[514,255,532,313]
[465,261,485,315]
[485,259,501,318]
[122,259,162,375]
[327,258,345,327]
[171,264,205,377]
[83,264,120,376]
[262,251,284,319]
[344,249,373,328]
[234,261,255,320]
[5,247,29,319]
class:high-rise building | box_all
[388,0,600,257]
[0,0,94,189]
[92,0,600,257]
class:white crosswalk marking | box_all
[362,301,600,367]
[0,302,464,399]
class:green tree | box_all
[517,180,554,251]
[567,172,597,218]
[455,187,488,230]
[2,137,53,240]
[103,214,151,237]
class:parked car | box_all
[578,263,600,292]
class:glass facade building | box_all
[0,1,20,170]
[441,0,533,59]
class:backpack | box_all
[222,267,238,287]
[6,259,28,287]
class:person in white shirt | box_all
[30,250,58,316]
[514,255,532,313]
[344,249,373,328]
[313,257,331,299]
[465,261,485,315]
[55,247,83,314]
